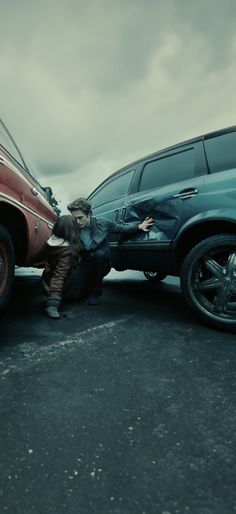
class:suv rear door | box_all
[117,141,208,270]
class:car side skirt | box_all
[109,241,171,251]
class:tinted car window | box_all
[90,170,134,207]
[204,132,236,173]
[139,149,195,191]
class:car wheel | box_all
[143,271,167,282]
[180,234,236,331]
[0,225,15,311]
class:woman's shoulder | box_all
[47,235,69,247]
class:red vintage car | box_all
[0,118,58,310]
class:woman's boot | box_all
[45,296,61,319]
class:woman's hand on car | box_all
[138,217,154,232]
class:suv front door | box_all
[89,168,135,243]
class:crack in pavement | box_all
[0,317,134,378]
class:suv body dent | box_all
[88,125,236,331]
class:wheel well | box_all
[175,221,236,269]
[0,203,28,265]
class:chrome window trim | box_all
[109,241,171,250]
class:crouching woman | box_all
[42,215,81,318]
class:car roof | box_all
[89,125,236,197]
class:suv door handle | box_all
[31,187,38,196]
[121,207,126,219]
[0,157,5,165]
[172,188,199,199]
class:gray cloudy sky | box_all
[1,0,236,212]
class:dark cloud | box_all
[1,0,236,211]
[174,0,236,69]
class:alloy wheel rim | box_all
[190,244,236,321]
[145,272,158,279]
[0,244,8,295]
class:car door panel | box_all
[120,142,206,246]
[122,178,200,243]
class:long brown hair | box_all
[52,215,81,258]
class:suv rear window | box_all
[204,132,236,173]
[139,148,195,191]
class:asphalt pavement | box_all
[0,269,236,514]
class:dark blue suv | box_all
[88,126,236,332]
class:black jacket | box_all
[80,217,140,251]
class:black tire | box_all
[0,225,15,311]
[180,234,236,332]
[143,271,167,282]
